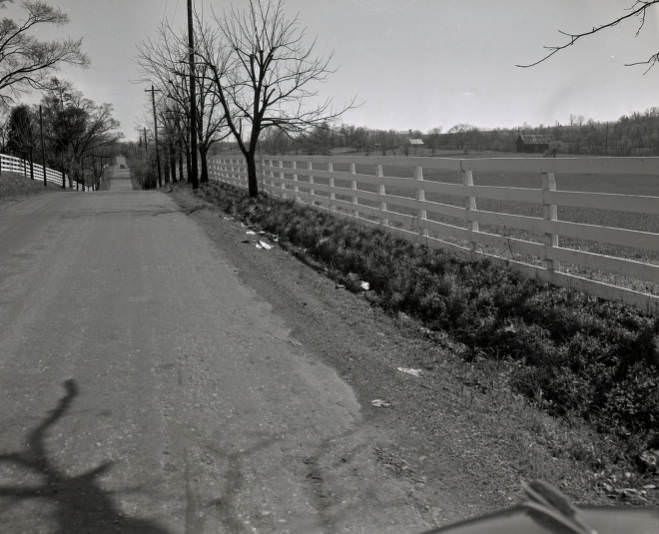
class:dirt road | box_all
[0,162,443,533]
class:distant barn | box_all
[405,138,424,155]
[516,133,551,153]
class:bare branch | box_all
[517,0,659,68]
[0,2,88,101]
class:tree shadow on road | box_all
[0,379,171,533]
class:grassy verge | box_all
[196,181,659,477]
[0,171,56,198]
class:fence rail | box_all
[0,153,86,190]
[208,155,659,315]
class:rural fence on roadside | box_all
[208,154,659,315]
[0,153,86,190]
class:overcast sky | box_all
[13,0,659,140]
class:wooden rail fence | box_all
[0,153,85,190]
[209,155,659,315]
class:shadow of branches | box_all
[0,379,171,533]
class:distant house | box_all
[406,138,424,155]
[516,133,551,153]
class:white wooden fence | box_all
[0,153,86,190]
[208,155,659,315]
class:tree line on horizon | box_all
[255,107,659,157]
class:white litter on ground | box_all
[360,281,370,291]
[371,399,392,408]
[397,367,422,377]
[258,240,273,250]
[245,230,257,235]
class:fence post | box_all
[542,172,559,273]
[279,160,286,199]
[260,158,267,192]
[268,159,275,193]
[292,161,299,203]
[350,162,359,218]
[328,161,336,212]
[307,161,314,205]
[463,163,479,253]
[377,164,388,227]
[415,165,428,239]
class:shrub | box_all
[198,182,659,457]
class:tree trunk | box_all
[169,142,176,183]
[185,146,191,184]
[246,152,258,197]
[199,146,209,184]
[178,148,184,183]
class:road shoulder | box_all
[168,184,612,526]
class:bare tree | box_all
[196,0,354,197]
[45,85,121,187]
[518,1,659,70]
[137,20,227,184]
[0,1,88,103]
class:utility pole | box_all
[145,85,163,188]
[56,81,66,189]
[39,105,46,187]
[143,127,148,152]
[187,0,199,189]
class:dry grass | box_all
[0,171,55,199]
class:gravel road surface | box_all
[0,161,435,533]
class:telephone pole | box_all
[145,85,163,188]
[39,105,46,187]
[187,0,198,189]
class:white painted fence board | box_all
[470,210,548,234]
[418,181,466,197]
[549,247,659,282]
[473,231,545,257]
[384,193,422,211]
[552,220,659,252]
[424,219,470,241]
[471,185,543,203]
[423,199,466,219]
[541,270,659,314]
[264,154,462,171]
[211,155,659,314]
[547,190,659,214]
[463,157,659,176]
